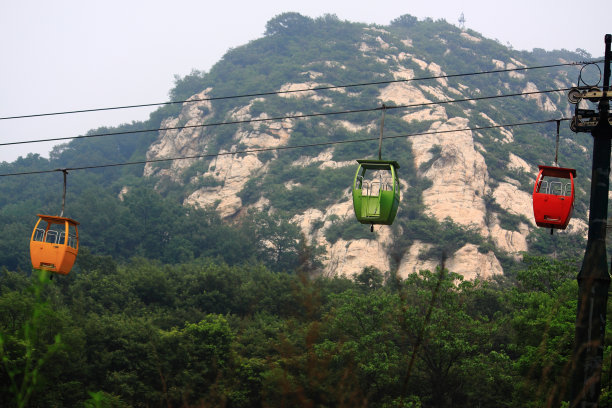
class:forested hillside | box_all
[3,256,612,407]
[0,12,609,407]
[0,12,599,275]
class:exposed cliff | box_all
[143,14,590,279]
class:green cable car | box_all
[352,159,400,228]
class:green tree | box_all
[0,271,63,408]
[253,210,308,272]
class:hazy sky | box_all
[1,0,609,162]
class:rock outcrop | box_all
[143,18,586,281]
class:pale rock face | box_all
[278,82,330,102]
[375,36,391,49]
[411,57,428,70]
[292,149,335,167]
[487,162,534,256]
[185,152,265,218]
[322,60,346,69]
[235,126,290,149]
[285,181,302,190]
[365,27,391,35]
[489,217,529,256]
[445,244,503,280]
[412,118,489,233]
[118,186,129,201]
[379,82,431,105]
[359,42,374,53]
[478,112,513,142]
[492,182,534,226]
[335,120,368,132]
[566,217,588,238]
[325,238,391,278]
[566,138,588,154]
[300,71,324,79]
[292,208,325,239]
[508,64,526,80]
[326,219,394,278]
[508,153,533,173]
[523,82,557,112]
[492,59,505,69]
[291,196,353,246]
[181,110,295,217]
[290,195,396,278]
[186,186,243,218]
[144,89,215,179]
[392,68,415,80]
[460,32,481,43]
[457,83,470,93]
[402,107,447,123]
[510,58,527,68]
[445,86,464,97]
[140,34,575,282]
[419,85,451,102]
[397,241,438,277]
[319,160,354,170]
[230,98,264,121]
[291,148,353,170]
[426,62,448,86]
[395,52,411,62]
[250,196,271,213]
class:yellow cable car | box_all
[30,214,79,275]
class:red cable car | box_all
[532,165,576,230]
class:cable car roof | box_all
[537,165,577,178]
[36,214,80,225]
[356,159,400,169]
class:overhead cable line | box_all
[0,117,569,177]
[0,60,599,121]
[0,87,572,148]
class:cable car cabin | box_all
[532,165,576,230]
[30,214,79,275]
[352,159,400,226]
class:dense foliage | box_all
[3,255,610,407]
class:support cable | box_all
[60,169,68,217]
[0,118,569,177]
[0,87,572,148]
[378,104,386,160]
[555,119,560,166]
[0,61,599,121]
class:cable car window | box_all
[549,181,563,196]
[33,228,45,242]
[46,230,59,244]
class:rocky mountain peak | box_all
[143,14,589,279]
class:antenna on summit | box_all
[458,12,466,30]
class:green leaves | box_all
[0,255,593,407]
[0,271,68,408]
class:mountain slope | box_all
[0,13,595,278]
[141,13,593,278]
